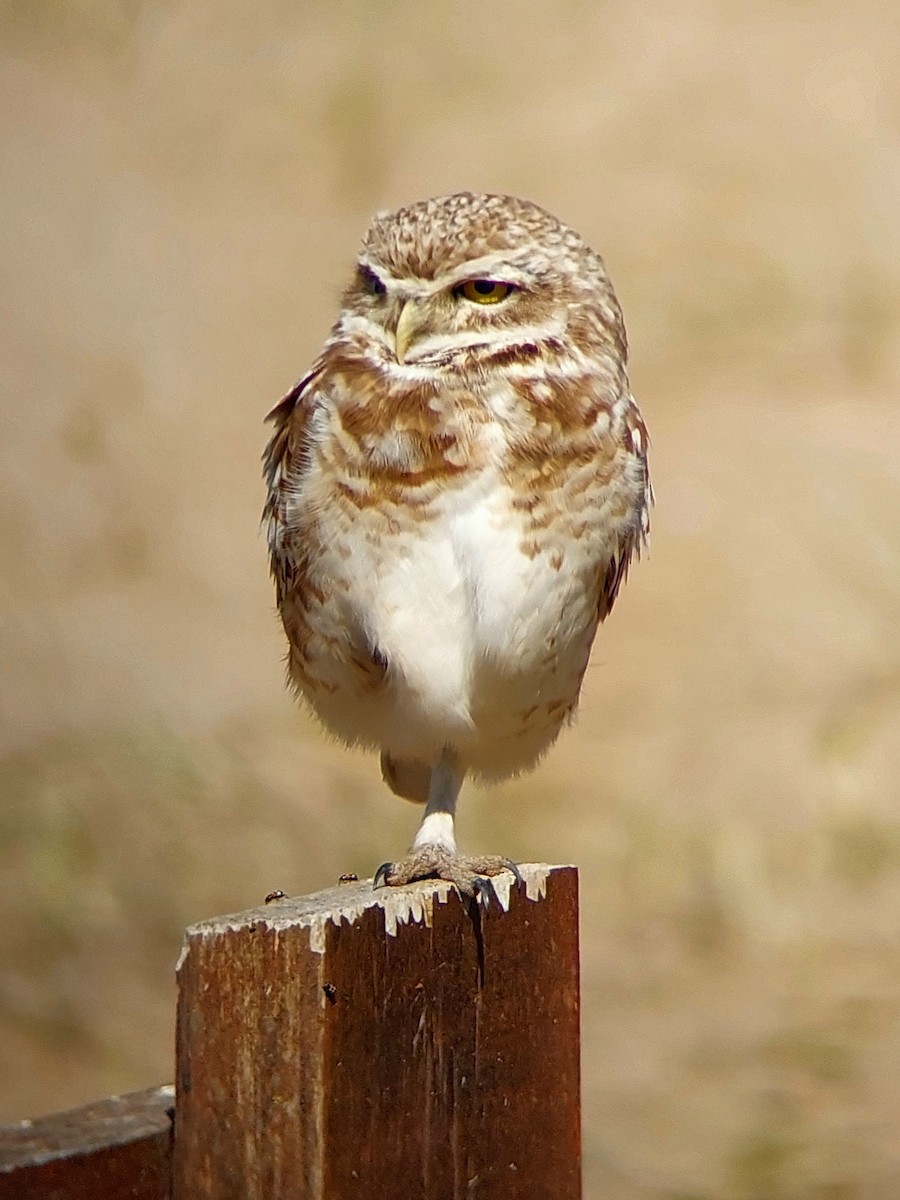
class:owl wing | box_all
[597,399,652,622]
[262,364,324,607]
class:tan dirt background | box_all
[2,2,900,1196]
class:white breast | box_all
[322,469,602,779]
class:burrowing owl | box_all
[264,192,650,903]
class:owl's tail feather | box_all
[381,753,431,804]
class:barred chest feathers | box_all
[268,336,647,781]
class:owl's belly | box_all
[291,476,611,779]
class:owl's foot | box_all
[373,847,522,910]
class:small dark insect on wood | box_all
[264,890,286,903]
[338,873,358,883]
[322,982,337,1004]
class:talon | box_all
[470,876,497,911]
[503,859,524,887]
[373,862,393,890]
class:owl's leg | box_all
[373,748,521,908]
[411,747,464,855]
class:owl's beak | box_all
[394,300,427,363]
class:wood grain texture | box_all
[0,1085,173,1200]
[175,864,580,1200]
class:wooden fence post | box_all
[174,863,580,1200]
[0,1086,174,1200]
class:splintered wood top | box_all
[182,862,566,946]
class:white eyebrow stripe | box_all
[355,255,536,293]
[356,256,431,289]
[443,257,534,288]
[405,320,567,362]
[339,311,571,352]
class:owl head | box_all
[334,192,626,369]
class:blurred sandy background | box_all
[2,1,900,1195]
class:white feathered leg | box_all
[374,747,521,907]
[412,749,462,853]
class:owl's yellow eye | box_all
[456,279,514,305]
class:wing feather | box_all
[598,400,652,621]
[262,365,323,606]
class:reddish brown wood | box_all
[174,864,580,1200]
[0,1085,173,1200]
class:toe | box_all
[371,846,444,889]
[470,876,498,911]
[465,855,522,883]
[373,862,394,889]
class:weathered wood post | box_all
[0,1086,174,1200]
[174,863,581,1200]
